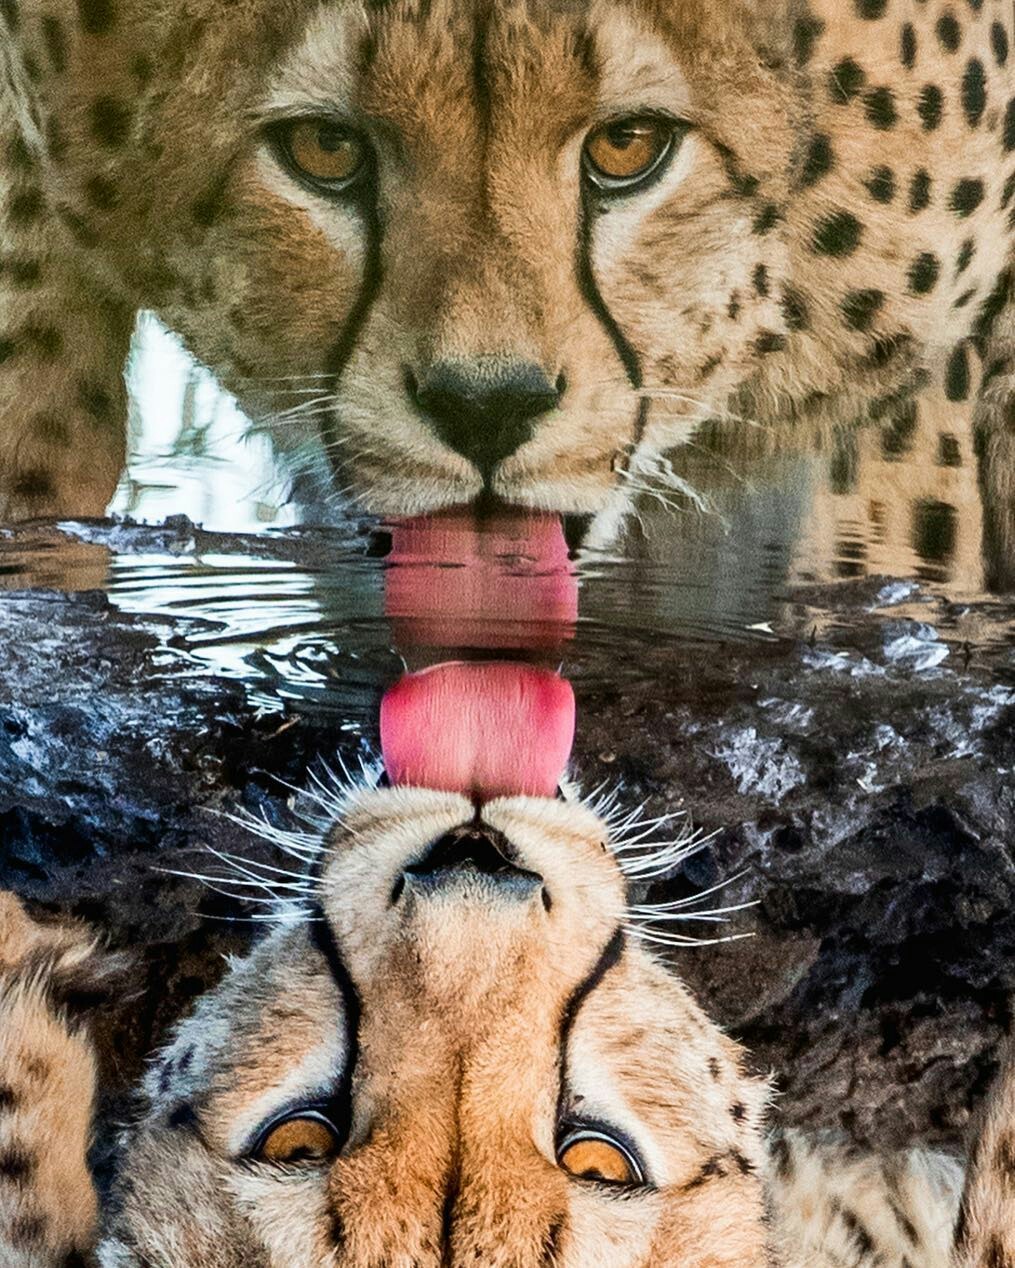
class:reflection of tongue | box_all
[385,507,577,651]
[380,661,575,800]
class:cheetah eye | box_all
[271,118,368,192]
[557,1127,645,1186]
[251,1110,343,1165]
[582,116,682,192]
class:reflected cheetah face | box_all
[107,789,771,1266]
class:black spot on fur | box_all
[841,289,884,331]
[864,87,897,128]
[812,210,862,256]
[131,53,153,84]
[771,1132,794,1179]
[10,1212,47,1246]
[89,96,131,148]
[6,134,34,172]
[936,11,961,52]
[46,117,69,163]
[855,0,886,16]
[167,1103,198,1131]
[23,322,63,360]
[0,1145,36,1182]
[0,1084,18,1112]
[730,1101,747,1121]
[682,1155,728,1191]
[839,1206,877,1257]
[864,166,895,202]
[1004,99,1015,151]
[753,203,780,234]
[949,177,985,217]
[908,252,940,293]
[782,287,810,330]
[77,0,115,34]
[880,397,918,453]
[962,58,987,126]
[801,133,834,186]
[4,256,42,287]
[793,12,825,66]
[755,331,787,354]
[829,58,866,102]
[909,169,932,211]
[716,145,760,198]
[78,381,114,421]
[900,23,917,69]
[753,263,769,296]
[727,292,741,320]
[84,175,118,211]
[992,22,1009,66]
[918,84,944,129]
[42,15,67,72]
[58,206,100,247]
[708,1057,721,1080]
[973,269,1012,342]
[956,238,975,273]
[996,1133,1015,1183]
[938,434,962,467]
[945,342,970,400]
[7,187,45,226]
[193,177,229,228]
[35,412,69,445]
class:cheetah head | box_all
[61,0,804,515]
[107,787,770,1266]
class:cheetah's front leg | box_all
[1,39,135,522]
[0,893,121,1267]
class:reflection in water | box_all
[111,316,997,612]
[4,314,1011,719]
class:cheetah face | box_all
[127,0,795,515]
[109,789,770,1266]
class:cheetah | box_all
[0,785,1014,1266]
[0,0,1013,521]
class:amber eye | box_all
[557,1128,645,1185]
[279,119,367,189]
[583,117,677,189]
[253,1111,342,1164]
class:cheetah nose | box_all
[408,360,564,481]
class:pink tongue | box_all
[380,661,575,799]
[384,507,577,651]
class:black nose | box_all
[411,361,563,479]
[398,825,543,900]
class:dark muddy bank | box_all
[2,517,1014,1166]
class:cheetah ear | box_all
[0,893,131,1019]
[43,940,133,1019]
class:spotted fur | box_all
[1,788,1014,1265]
[0,0,1012,517]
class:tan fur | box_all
[1,788,1013,1265]
[0,0,1012,517]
